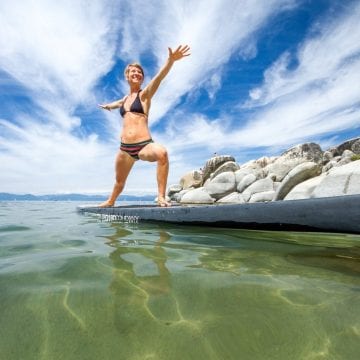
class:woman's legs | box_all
[99,150,135,207]
[138,143,170,206]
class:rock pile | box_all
[167,138,360,204]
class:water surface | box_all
[0,202,359,359]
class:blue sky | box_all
[1,0,359,195]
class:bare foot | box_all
[157,198,171,207]
[98,200,114,208]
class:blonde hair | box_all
[124,63,144,79]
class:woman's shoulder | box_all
[118,95,128,104]
[139,87,151,101]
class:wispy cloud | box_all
[120,0,299,122]
[0,0,120,193]
[159,1,360,159]
[247,3,360,107]
[0,0,359,195]
[240,1,360,145]
[0,0,118,104]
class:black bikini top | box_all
[119,91,145,117]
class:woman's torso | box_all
[120,91,151,143]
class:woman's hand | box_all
[142,45,191,99]
[98,104,111,111]
[168,45,191,62]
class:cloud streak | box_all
[159,1,360,157]
[247,2,360,106]
[0,0,117,101]
[0,0,359,195]
[119,0,299,122]
[0,0,121,193]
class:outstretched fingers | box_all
[169,44,191,61]
[177,44,191,57]
[180,44,190,55]
[98,104,110,111]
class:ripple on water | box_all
[9,244,35,252]
[60,240,87,247]
[0,225,32,233]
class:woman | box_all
[99,45,190,207]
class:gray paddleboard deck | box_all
[77,194,360,234]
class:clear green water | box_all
[0,202,359,360]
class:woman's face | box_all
[127,66,144,85]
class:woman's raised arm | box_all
[142,45,190,99]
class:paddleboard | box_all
[77,194,360,234]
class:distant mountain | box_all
[0,193,155,201]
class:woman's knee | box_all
[157,147,168,164]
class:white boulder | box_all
[167,184,182,196]
[210,161,240,180]
[274,162,322,201]
[264,143,323,181]
[351,139,360,154]
[180,187,215,204]
[249,191,275,203]
[284,174,326,200]
[202,155,235,184]
[180,170,202,189]
[217,192,246,204]
[173,189,193,202]
[237,173,257,193]
[242,178,275,200]
[205,172,236,200]
[312,160,360,198]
